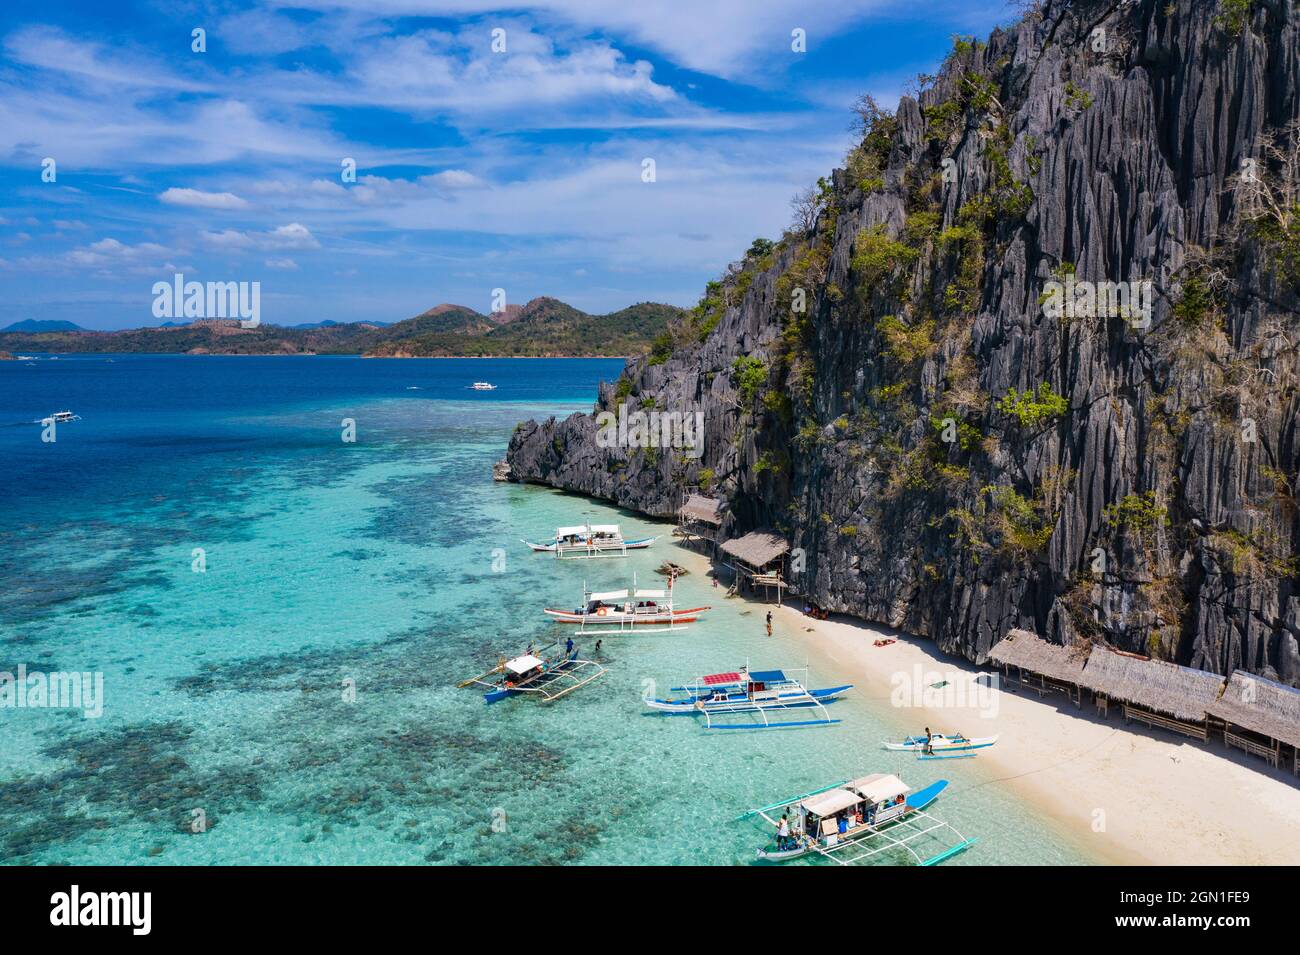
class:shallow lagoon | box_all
[0,355,1088,864]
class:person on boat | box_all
[923,726,934,755]
[837,815,849,835]
[776,814,790,850]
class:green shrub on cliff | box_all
[731,356,767,404]
[851,226,918,293]
[1103,492,1168,538]
[997,382,1069,428]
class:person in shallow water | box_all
[594,639,602,655]
[565,637,574,655]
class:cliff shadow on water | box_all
[506,0,1300,686]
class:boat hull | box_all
[647,685,852,714]
[522,536,657,553]
[883,734,998,753]
[545,606,709,625]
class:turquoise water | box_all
[0,355,1089,864]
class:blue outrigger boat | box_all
[645,666,852,729]
[740,774,975,866]
[457,643,605,704]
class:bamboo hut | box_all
[1208,672,1300,775]
[718,531,789,602]
[985,629,1090,705]
[1077,646,1224,740]
[676,491,725,554]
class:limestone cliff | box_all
[506,0,1300,685]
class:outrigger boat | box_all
[523,523,656,559]
[740,773,975,866]
[43,411,80,423]
[646,666,852,729]
[457,642,605,704]
[544,574,708,633]
[470,382,496,390]
[883,732,998,760]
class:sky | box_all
[0,0,1019,330]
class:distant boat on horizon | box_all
[470,381,497,390]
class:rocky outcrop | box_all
[506,0,1300,685]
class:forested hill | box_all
[0,297,683,358]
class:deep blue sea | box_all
[0,354,1089,864]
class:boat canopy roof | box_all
[701,671,742,686]
[589,589,630,602]
[800,788,861,817]
[588,524,621,534]
[747,669,787,683]
[633,588,666,599]
[849,773,909,803]
[556,525,589,537]
[505,655,544,674]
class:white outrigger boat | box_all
[883,732,998,760]
[43,410,80,424]
[544,574,709,633]
[646,666,852,730]
[740,773,975,866]
[470,382,496,390]
[522,523,656,559]
[457,642,605,704]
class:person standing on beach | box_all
[766,610,773,636]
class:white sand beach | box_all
[764,601,1300,865]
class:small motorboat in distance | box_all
[646,666,852,730]
[470,382,497,390]
[43,410,80,423]
[883,732,998,760]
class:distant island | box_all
[0,298,682,357]
[0,319,85,333]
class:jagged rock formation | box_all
[506,0,1300,685]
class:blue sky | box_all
[0,0,1017,330]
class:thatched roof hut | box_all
[1077,647,1224,722]
[1208,672,1300,748]
[679,494,725,526]
[719,531,789,569]
[985,629,1090,683]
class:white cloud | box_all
[275,0,898,78]
[265,257,300,270]
[426,169,485,189]
[201,223,321,251]
[159,188,250,210]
